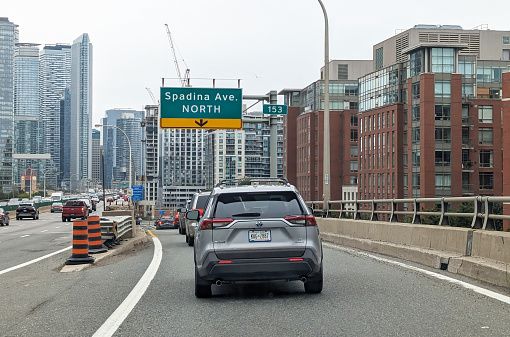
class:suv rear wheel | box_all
[195,266,212,298]
[304,262,323,294]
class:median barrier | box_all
[317,218,510,288]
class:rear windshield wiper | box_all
[231,212,261,217]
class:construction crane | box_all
[165,23,190,87]
[145,87,158,105]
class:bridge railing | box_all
[306,196,510,231]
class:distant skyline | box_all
[4,0,510,127]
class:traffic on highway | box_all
[1,193,510,336]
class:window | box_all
[350,129,358,142]
[412,172,420,187]
[479,172,494,190]
[435,127,451,143]
[350,114,358,126]
[412,150,420,167]
[435,105,451,121]
[410,50,423,76]
[479,128,493,145]
[411,105,420,122]
[478,105,493,123]
[435,80,451,98]
[412,82,420,99]
[435,174,452,189]
[350,145,358,157]
[350,161,358,172]
[479,150,493,168]
[435,150,451,166]
[431,48,454,73]
[411,127,420,144]
[338,64,348,80]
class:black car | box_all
[0,208,9,226]
[16,202,39,220]
[155,216,178,230]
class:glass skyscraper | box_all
[0,18,18,191]
[40,44,71,188]
[70,33,93,190]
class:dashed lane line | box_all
[0,246,72,276]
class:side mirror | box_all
[186,210,200,221]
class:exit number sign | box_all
[263,104,287,115]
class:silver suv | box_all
[184,191,211,246]
[187,178,323,298]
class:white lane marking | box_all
[55,227,60,229]
[0,246,72,276]
[323,242,510,305]
[93,236,162,337]
[20,235,30,238]
[41,230,48,233]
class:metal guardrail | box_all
[100,216,132,240]
[306,196,510,231]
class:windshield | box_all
[213,191,303,219]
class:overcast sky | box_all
[4,0,510,126]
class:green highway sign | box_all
[160,87,243,129]
[263,104,288,115]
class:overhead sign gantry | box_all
[160,87,242,129]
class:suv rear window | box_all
[213,191,303,218]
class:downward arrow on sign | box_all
[195,119,208,127]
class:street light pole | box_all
[318,0,330,215]
[96,124,133,194]
[42,169,53,198]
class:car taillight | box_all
[81,207,85,212]
[285,215,317,226]
[159,221,163,225]
[200,218,233,230]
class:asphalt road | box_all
[1,216,510,337]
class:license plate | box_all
[248,230,271,242]
[23,210,27,212]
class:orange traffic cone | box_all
[66,219,95,265]
[87,216,107,254]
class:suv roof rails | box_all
[215,177,290,188]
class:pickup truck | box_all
[62,200,89,222]
[16,202,39,220]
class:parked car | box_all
[189,178,323,298]
[51,202,64,213]
[155,216,178,230]
[16,202,39,220]
[184,191,211,246]
[0,208,9,226]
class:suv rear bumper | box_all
[197,248,321,282]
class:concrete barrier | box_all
[317,218,510,288]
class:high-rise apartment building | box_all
[0,18,18,191]
[40,43,71,188]
[70,33,93,190]
[115,113,143,187]
[283,60,372,202]
[204,111,284,188]
[91,129,100,186]
[100,108,144,188]
[13,43,50,187]
[143,105,159,215]
[358,24,510,200]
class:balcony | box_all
[462,160,474,172]
[462,184,474,196]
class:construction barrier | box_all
[66,219,94,265]
[87,216,107,254]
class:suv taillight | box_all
[200,218,233,230]
[285,215,317,226]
